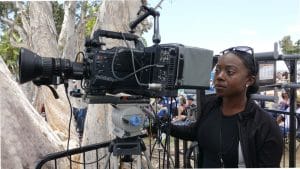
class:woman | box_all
[173,95,187,121]
[278,89,290,110]
[170,46,283,167]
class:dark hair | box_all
[187,95,194,101]
[281,89,290,98]
[228,50,259,97]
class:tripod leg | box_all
[103,152,120,169]
[142,151,153,169]
[104,152,112,169]
[159,138,175,168]
[137,155,142,169]
[112,156,118,169]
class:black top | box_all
[170,95,283,167]
[197,106,239,168]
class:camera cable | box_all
[148,100,175,167]
[111,47,159,81]
[64,82,107,165]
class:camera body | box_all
[83,41,213,97]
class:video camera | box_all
[18,6,213,102]
[18,5,213,139]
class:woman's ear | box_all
[246,75,256,87]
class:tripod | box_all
[104,136,153,169]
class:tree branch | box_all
[16,1,31,35]
[7,29,28,49]
[76,1,88,28]
[0,16,28,45]
[0,17,15,27]
[154,0,165,9]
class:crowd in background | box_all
[275,89,300,137]
[153,94,197,126]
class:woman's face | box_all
[213,53,253,97]
[282,93,288,99]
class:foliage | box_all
[0,2,16,22]
[52,1,64,35]
[85,17,96,36]
[0,2,21,74]
[85,1,100,36]
[0,2,14,32]
[280,35,300,54]
[0,2,23,32]
[0,32,19,74]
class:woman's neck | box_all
[222,95,248,116]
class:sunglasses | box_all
[220,46,254,56]
[220,46,257,75]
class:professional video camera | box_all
[18,7,215,165]
[19,42,212,95]
[18,6,213,102]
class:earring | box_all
[246,84,249,88]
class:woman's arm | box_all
[176,105,187,121]
[256,117,283,167]
[169,120,198,141]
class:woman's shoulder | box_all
[202,95,220,112]
[248,100,278,127]
[246,100,270,117]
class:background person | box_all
[185,95,197,121]
[278,89,290,111]
[277,90,300,137]
[173,95,187,122]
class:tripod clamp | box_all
[104,136,152,169]
[109,137,146,157]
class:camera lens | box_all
[18,48,84,84]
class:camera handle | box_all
[129,5,161,45]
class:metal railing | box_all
[36,141,110,169]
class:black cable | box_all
[148,98,175,167]
[162,103,175,168]
[121,33,148,87]
[64,82,108,165]
[111,47,159,81]
[74,51,88,92]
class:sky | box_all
[143,0,300,71]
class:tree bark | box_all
[28,1,79,149]
[58,1,77,60]
[82,0,151,168]
[1,0,153,167]
[0,57,68,169]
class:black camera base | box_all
[84,95,150,104]
[104,136,152,169]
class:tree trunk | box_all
[0,57,68,169]
[58,1,77,60]
[82,0,151,168]
[1,0,153,167]
[28,1,79,148]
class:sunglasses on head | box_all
[220,46,254,56]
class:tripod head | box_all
[111,104,149,138]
